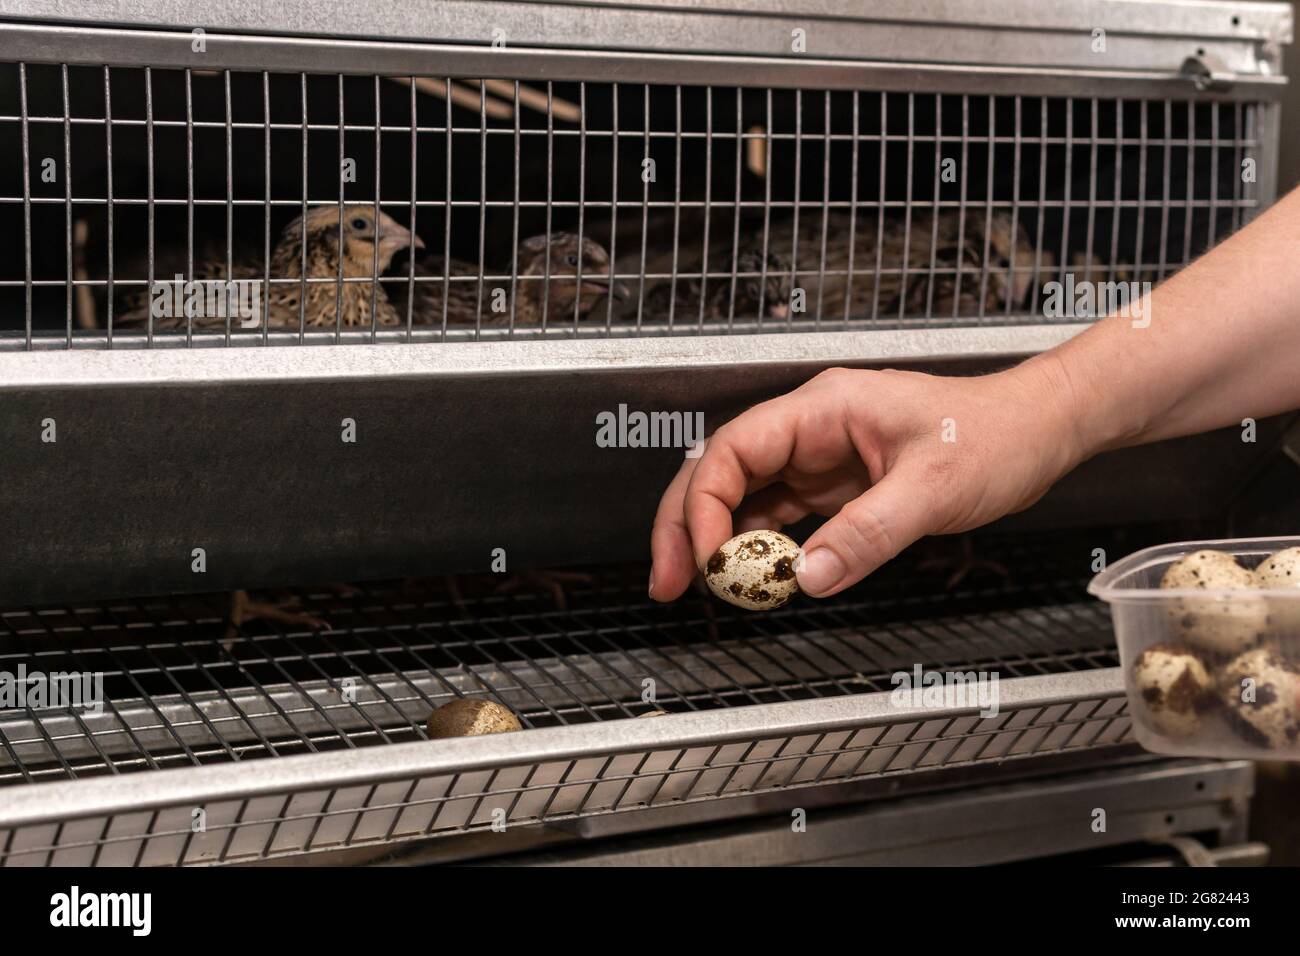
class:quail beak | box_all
[580,276,631,302]
[769,301,790,320]
[378,222,423,253]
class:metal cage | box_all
[0,1,1292,866]
[0,0,1290,348]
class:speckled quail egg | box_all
[1254,546,1300,636]
[704,530,801,610]
[1219,646,1300,750]
[1130,643,1216,737]
[426,698,522,739]
[1160,549,1267,656]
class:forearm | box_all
[1016,184,1300,464]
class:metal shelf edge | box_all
[0,666,1125,830]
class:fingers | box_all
[795,466,937,598]
[681,399,801,570]
[733,483,812,532]
[649,454,702,601]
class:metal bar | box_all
[725,87,743,329]
[262,71,272,347]
[474,79,487,338]
[224,70,234,345]
[814,89,831,324]
[635,83,650,333]
[951,93,969,319]
[371,74,381,342]
[405,75,417,342]
[335,74,345,341]
[756,89,773,330]
[184,68,194,346]
[923,94,943,324]
[697,85,713,333]
[102,65,113,345]
[977,93,995,323]
[843,89,860,327]
[541,81,553,331]
[1004,94,1023,320]
[17,62,31,348]
[144,67,154,346]
[898,92,914,322]
[870,92,886,324]
[0,16,1287,90]
[59,63,71,346]
[573,81,588,331]
[667,85,681,332]
[790,89,802,331]
[0,668,1126,832]
[441,77,452,340]
[1135,99,1149,286]
[605,83,618,333]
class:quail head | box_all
[725,248,793,320]
[958,210,1037,309]
[514,233,629,325]
[273,203,423,329]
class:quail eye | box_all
[565,254,579,267]
[350,217,369,230]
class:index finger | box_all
[683,395,802,569]
[649,452,704,601]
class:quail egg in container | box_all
[1089,537,1300,760]
[704,530,802,610]
[1219,646,1300,752]
[1158,550,1266,657]
[1129,643,1216,738]
[1255,546,1300,639]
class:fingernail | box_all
[795,548,845,596]
[647,569,656,600]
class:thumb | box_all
[795,470,938,597]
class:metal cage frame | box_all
[0,1,1292,865]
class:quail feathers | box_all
[787,209,1037,319]
[391,232,628,328]
[113,204,422,331]
[641,248,792,322]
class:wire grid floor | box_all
[0,534,1138,864]
[0,61,1265,346]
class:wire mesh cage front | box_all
[0,532,1136,865]
[0,62,1267,348]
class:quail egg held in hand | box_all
[704,530,802,610]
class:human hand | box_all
[649,358,1084,600]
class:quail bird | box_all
[392,232,629,328]
[113,204,422,331]
[785,209,1036,319]
[641,247,792,322]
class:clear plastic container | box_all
[1089,536,1300,761]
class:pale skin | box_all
[649,184,1300,601]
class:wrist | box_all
[998,350,1099,477]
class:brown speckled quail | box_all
[786,209,1036,319]
[642,248,793,322]
[392,232,629,328]
[114,204,422,331]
